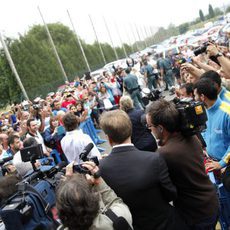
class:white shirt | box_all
[61,129,101,163]
[26,131,47,153]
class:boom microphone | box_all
[79,143,94,162]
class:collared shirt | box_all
[219,87,230,103]
[26,131,47,153]
[113,143,134,149]
[202,97,230,167]
[61,129,101,163]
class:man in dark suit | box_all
[119,95,157,152]
[146,99,219,230]
[99,110,187,230]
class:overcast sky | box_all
[1,0,230,46]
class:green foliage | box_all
[208,4,215,19]
[178,23,189,34]
[199,9,205,21]
[214,7,223,16]
[226,6,230,13]
[0,23,133,106]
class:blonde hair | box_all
[119,96,134,112]
[100,110,132,144]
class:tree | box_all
[178,23,189,35]
[199,9,205,21]
[208,4,215,18]
[0,22,134,105]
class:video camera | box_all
[72,143,99,175]
[0,156,14,177]
[32,103,42,110]
[173,97,207,136]
[0,142,99,230]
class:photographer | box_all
[146,99,219,229]
[206,43,230,79]
[56,161,133,230]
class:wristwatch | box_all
[215,52,223,58]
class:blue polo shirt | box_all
[202,98,230,167]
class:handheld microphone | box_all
[0,156,13,166]
[79,143,94,162]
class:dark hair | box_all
[0,175,22,204]
[146,99,180,133]
[26,118,35,127]
[194,78,218,100]
[200,70,222,87]
[49,116,59,132]
[62,113,80,131]
[56,174,99,230]
[8,134,20,146]
[23,137,38,148]
[100,110,132,144]
[125,68,131,74]
[180,83,194,96]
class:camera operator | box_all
[194,78,230,171]
[146,99,219,229]
[0,174,22,205]
[99,110,187,230]
[12,137,41,177]
[56,161,133,230]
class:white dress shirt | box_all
[61,129,101,163]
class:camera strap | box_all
[105,209,132,230]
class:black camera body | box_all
[32,103,41,110]
[174,98,207,136]
[141,88,163,106]
[193,42,221,66]
[194,42,208,56]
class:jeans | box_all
[164,69,174,89]
[131,89,145,109]
[147,75,157,90]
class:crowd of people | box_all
[0,31,229,229]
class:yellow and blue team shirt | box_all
[219,87,230,104]
[203,97,230,167]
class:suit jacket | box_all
[99,145,183,230]
[127,109,157,152]
[158,133,219,225]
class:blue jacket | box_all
[202,97,230,167]
[219,87,230,103]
